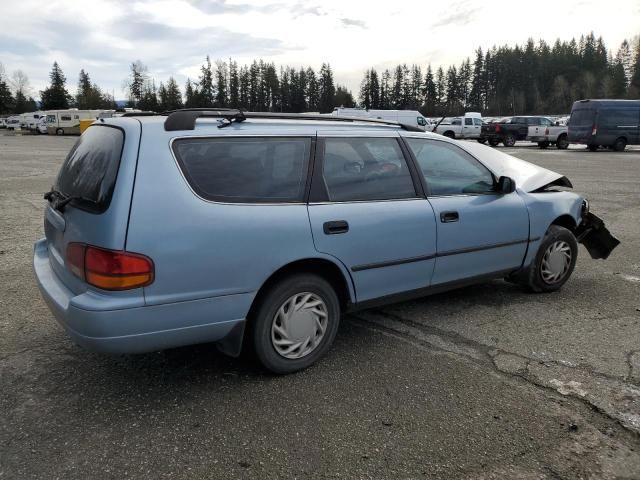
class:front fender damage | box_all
[576,212,620,260]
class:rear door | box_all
[527,117,542,140]
[308,133,437,302]
[462,117,477,138]
[404,137,530,285]
[44,121,141,294]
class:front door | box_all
[308,134,437,302]
[404,137,530,285]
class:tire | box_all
[503,134,516,147]
[538,141,549,149]
[613,137,627,152]
[556,134,569,150]
[250,273,340,374]
[518,225,578,293]
[477,138,487,144]
[443,131,455,139]
[587,144,598,152]
[488,138,500,147]
[56,128,64,135]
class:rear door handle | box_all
[323,220,349,235]
[440,211,459,223]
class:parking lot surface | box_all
[1,132,639,479]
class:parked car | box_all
[568,99,640,152]
[332,107,432,131]
[433,112,483,140]
[36,117,48,135]
[481,116,569,149]
[33,110,619,373]
[5,116,21,130]
[0,117,6,128]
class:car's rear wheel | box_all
[518,225,577,293]
[556,134,569,149]
[613,137,627,152]
[250,274,340,374]
[503,134,516,147]
[538,141,549,149]
[477,138,487,144]
[443,131,455,139]
[489,138,500,147]
[56,128,63,135]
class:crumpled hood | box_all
[459,141,572,192]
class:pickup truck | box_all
[480,116,569,149]
[433,112,484,140]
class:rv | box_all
[6,116,21,130]
[45,109,105,135]
[332,107,432,131]
[20,111,47,133]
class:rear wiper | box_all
[44,189,85,211]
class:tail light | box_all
[545,128,549,135]
[65,243,154,290]
[495,125,501,133]
[591,125,597,136]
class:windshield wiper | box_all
[44,189,85,211]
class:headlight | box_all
[581,199,590,217]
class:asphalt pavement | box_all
[1,132,639,479]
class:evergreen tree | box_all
[380,69,391,109]
[164,77,183,111]
[157,81,168,111]
[359,69,371,109]
[239,66,250,109]
[138,81,159,111]
[468,49,484,111]
[229,59,240,108]
[435,67,445,115]
[334,85,355,108]
[422,65,437,115]
[184,79,197,108]
[215,60,228,107]
[126,60,147,108]
[40,62,71,110]
[197,56,215,107]
[75,69,106,109]
[0,65,14,114]
[369,69,380,109]
[391,65,404,108]
[306,67,319,112]
[628,37,640,97]
[318,63,336,113]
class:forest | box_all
[0,32,639,117]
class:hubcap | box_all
[271,292,328,359]
[541,240,572,284]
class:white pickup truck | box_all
[433,112,484,140]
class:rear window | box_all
[569,109,595,127]
[55,125,124,213]
[172,137,311,203]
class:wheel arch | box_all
[550,214,578,233]
[442,130,455,138]
[248,257,355,318]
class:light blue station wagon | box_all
[33,110,619,373]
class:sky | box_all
[1,0,639,100]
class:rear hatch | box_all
[44,121,141,294]
[567,108,596,143]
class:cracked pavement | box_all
[1,133,639,479]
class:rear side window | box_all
[569,109,595,127]
[173,137,311,203]
[55,125,124,213]
[321,137,416,202]
[464,118,473,125]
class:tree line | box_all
[1,32,639,117]
[360,33,640,116]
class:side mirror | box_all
[497,176,516,194]
[555,121,560,126]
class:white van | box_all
[332,108,432,131]
[45,109,105,135]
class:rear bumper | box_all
[33,239,249,354]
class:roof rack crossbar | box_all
[162,109,424,132]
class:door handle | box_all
[323,220,349,235]
[440,211,459,223]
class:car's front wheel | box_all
[518,225,577,293]
[250,274,340,374]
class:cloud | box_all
[340,17,366,29]
[431,8,479,28]
[188,0,284,15]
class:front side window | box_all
[539,118,553,126]
[406,139,495,196]
[321,137,416,202]
[417,117,427,126]
[173,137,310,203]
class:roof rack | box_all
[162,109,424,132]
[121,111,157,117]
